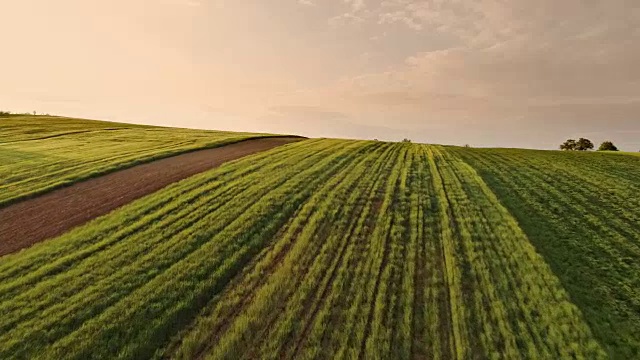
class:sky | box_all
[1,0,639,150]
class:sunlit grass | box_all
[1,138,620,359]
[0,116,267,206]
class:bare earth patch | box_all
[0,137,301,257]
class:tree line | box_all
[0,110,43,117]
[560,138,619,151]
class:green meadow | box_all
[0,116,263,206]
[1,117,638,359]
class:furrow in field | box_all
[168,141,390,360]
[355,146,406,359]
[158,149,343,357]
[455,147,640,358]
[440,150,551,355]
[202,143,392,359]
[35,140,370,360]
[405,147,425,359]
[0,140,360,358]
[427,146,605,359]
[0,116,271,206]
[550,150,640,185]
[2,132,630,359]
[467,151,640,285]
[420,146,452,359]
[399,148,424,358]
[0,139,323,282]
[0,141,337,337]
[0,139,325,283]
[493,151,640,243]
[267,144,399,360]
[291,145,400,360]
[363,147,412,358]
[427,146,470,360]
[0,137,302,256]
[406,147,437,359]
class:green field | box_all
[1,118,639,359]
[0,116,264,206]
[454,147,640,359]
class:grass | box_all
[0,116,270,207]
[3,117,632,358]
[453,146,640,359]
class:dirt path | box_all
[0,137,302,257]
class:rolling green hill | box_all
[0,116,266,206]
[454,147,640,359]
[1,117,639,359]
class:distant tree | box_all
[575,138,594,151]
[560,139,577,151]
[464,144,470,148]
[402,138,411,143]
[598,141,618,151]
[0,110,11,117]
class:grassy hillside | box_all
[454,147,640,359]
[0,116,266,207]
[5,138,638,359]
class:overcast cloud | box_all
[1,1,639,149]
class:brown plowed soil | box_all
[0,137,302,257]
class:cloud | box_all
[325,1,639,49]
[310,0,640,106]
[369,31,387,41]
[259,1,640,148]
[274,0,640,148]
[346,0,366,12]
[5,0,638,150]
[328,12,366,27]
[378,11,423,30]
[326,0,371,27]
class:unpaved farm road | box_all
[0,137,302,257]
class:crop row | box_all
[454,146,640,359]
[0,139,374,359]
[0,140,609,359]
[0,116,264,206]
[171,141,401,359]
[428,146,604,359]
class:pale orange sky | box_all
[2,0,639,150]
